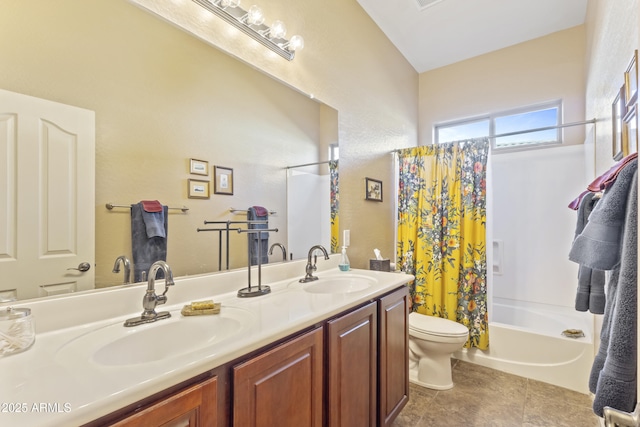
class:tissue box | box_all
[369,259,390,272]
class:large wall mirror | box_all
[0,0,338,301]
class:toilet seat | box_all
[409,312,469,341]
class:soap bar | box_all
[191,300,215,310]
[181,302,221,316]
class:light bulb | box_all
[220,0,240,7]
[288,35,304,51]
[269,20,287,39]
[247,5,264,25]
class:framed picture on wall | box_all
[625,50,638,108]
[189,158,209,176]
[188,179,210,199]
[365,177,383,202]
[623,103,638,156]
[612,87,626,160]
[214,166,234,195]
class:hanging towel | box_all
[569,161,637,417]
[140,200,166,238]
[569,159,637,270]
[575,267,606,314]
[587,152,637,192]
[572,192,606,314]
[568,189,590,210]
[131,202,168,282]
[247,206,269,266]
[591,171,637,417]
[568,152,637,210]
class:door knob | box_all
[68,262,91,272]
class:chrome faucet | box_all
[112,255,131,284]
[300,245,330,283]
[124,260,175,327]
[269,243,288,261]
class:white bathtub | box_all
[453,299,595,393]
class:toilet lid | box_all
[409,312,469,338]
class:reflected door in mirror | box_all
[0,89,95,301]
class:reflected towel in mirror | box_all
[131,202,168,282]
[248,206,269,266]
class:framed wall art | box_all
[188,179,210,199]
[612,86,626,160]
[623,103,638,156]
[214,166,234,195]
[365,177,383,202]
[189,158,209,176]
[625,49,638,108]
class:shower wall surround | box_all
[491,145,587,308]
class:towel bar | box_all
[230,207,276,215]
[106,203,189,212]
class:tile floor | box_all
[393,360,601,427]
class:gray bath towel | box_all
[585,167,638,417]
[142,209,166,238]
[572,192,606,314]
[575,266,606,314]
[248,206,269,266]
[131,203,168,282]
[589,268,619,394]
[569,159,637,270]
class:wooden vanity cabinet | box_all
[325,285,409,427]
[378,286,410,427]
[232,327,324,427]
[107,375,218,427]
[326,301,378,427]
[86,285,409,427]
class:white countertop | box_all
[0,256,413,426]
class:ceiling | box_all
[356,0,589,73]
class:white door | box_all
[0,89,95,301]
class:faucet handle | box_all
[156,294,167,305]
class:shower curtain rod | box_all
[285,160,332,169]
[391,118,597,152]
[489,118,596,139]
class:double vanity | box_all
[0,255,414,426]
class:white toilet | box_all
[408,312,469,390]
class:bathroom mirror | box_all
[0,0,338,301]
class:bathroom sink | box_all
[55,306,254,366]
[300,274,377,294]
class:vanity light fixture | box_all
[193,0,304,61]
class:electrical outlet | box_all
[343,229,350,247]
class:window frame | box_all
[434,100,563,151]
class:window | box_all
[435,101,562,150]
[329,143,339,161]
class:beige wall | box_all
[584,0,639,177]
[418,26,588,148]
[1,0,419,288]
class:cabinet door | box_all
[326,301,377,427]
[378,286,410,427]
[109,376,218,427]
[233,327,324,427]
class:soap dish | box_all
[561,329,585,339]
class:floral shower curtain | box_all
[329,160,339,254]
[397,139,489,349]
